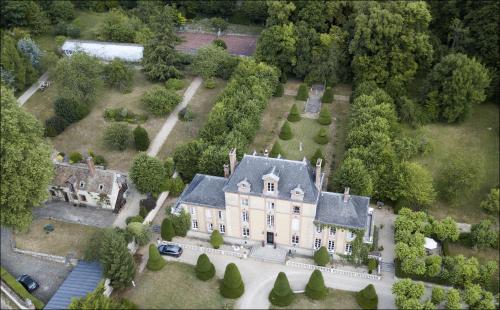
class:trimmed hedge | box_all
[220,263,244,298]
[210,230,223,249]
[165,78,185,90]
[287,104,301,122]
[279,121,293,140]
[161,218,175,241]
[318,106,332,125]
[146,244,165,271]
[0,266,45,309]
[273,83,284,97]
[355,284,378,309]
[313,246,330,266]
[310,148,325,167]
[321,86,334,103]
[314,128,328,145]
[133,126,150,151]
[125,215,144,225]
[305,270,328,300]
[296,84,308,101]
[195,254,215,281]
[270,141,284,158]
[269,272,295,306]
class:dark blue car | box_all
[17,274,39,292]
[158,244,183,257]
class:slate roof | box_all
[223,155,320,203]
[315,192,370,229]
[45,261,102,309]
[176,174,227,209]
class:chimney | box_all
[229,148,237,175]
[264,149,269,157]
[223,164,229,178]
[86,156,96,177]
[315,158,322,190]
[343,187,350,203]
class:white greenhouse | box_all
[61,40,143,62]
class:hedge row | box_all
[0,266,45,309]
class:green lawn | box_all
[73,10,109,40]
[119,262,234,309]
[270,289,360,309]
[279,118,327,161]
[411,103,499,223]
[186,18,263,36]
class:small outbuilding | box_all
[424,237,439,255]
[61,39,143,62]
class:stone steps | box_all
[249,245,287,264]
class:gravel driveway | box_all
[1,228,71,303]
[34,201,116,228]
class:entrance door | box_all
[266,232,274,244]
[63,192,69,202]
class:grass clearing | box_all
[73,10,109,40]
[412,103,499,223]
[158,79,227,159]
[279,118,326,161]
[329,85,352,172]
[186,18,263,36]
[270,289,360,309]
[13,218,101,259]
[118,261,234,309]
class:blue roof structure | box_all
[45,261,103,309]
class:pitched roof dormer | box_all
[262,166,279,196]
[237,178,251,193]
[290,184,304,201]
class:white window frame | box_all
[293,206,300,215]
[219,224,226,234]
[348,231,355,239]
[314,238,322,249]
[207,223,213,232]
[189,207,196,216]
[328,240,335,252]
[267,182,275,192]
[192,219,198,229]
[329,227,336,236]
[345,243,352,255]
[267,201,275,210]
[316,225,322,234]
[242,227,249,237]
[218,210,224,220]
[266,214,275,228]
[241,198,249,207]
[291,235,299,245]
[242,210,249,222]
[79,181,85,188]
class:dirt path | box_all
[147,77,202,157]
[17,72,49,106]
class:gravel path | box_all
[147,77,202,157]
[17,72,49,106]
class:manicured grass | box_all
[73,10,109,40]
[270,289,360,309]
[329,85,351,172]
[158,79,227,159]
[13,219,101,259]
[279,118,326,161]
[412,103,499,223]
[119,261,234,309]
[22,80,58,123]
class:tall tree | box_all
[332,157,373,196]
[255,23,296,77]
[1,86,53,230]
[129,153,166,194]
[69,283,136,309]
[266,1,295,26]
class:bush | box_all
[126,222,151,246]
[318,106,332,125]
[164,177,185,196]
[54,97,89,123]
[125,215,144,225]
[220,263,244,299]
[480,188,499,213]
[178,107,195,122]
[94,155,107,166]
[273,83,284,97]
[210,17,228,31]
[355,284,378,309]
[368,258,378,274]
[313,246,330,266]
[142,87,182,116]
[130,153,166,194]
[305,270,328,300]
[204,77,217,89]
[133,126,150,151]
[69,152,83,163]
[161,218,175,241]
[279,121,293,140]
[165,78,184,90]
[321,86,334,103]
[270,141,285,158]
[210,230,223,249]
[170,209,191,237]
[314,128,328,145]
[431,287,446,305]
[103,59,133,92]
[195,254,215,281]
[287,104,301,122]
[139,205,148,219]
[269,272,295,306]
[212,39,227,49]
[146,244,165,271]
[66,24,80,38]
[163,158,175,177]
[296,84,308,101]
[103,123,131,150]
[0,267,44,309]
[310,148,325,167]
[104,107,148,124]
[45,115,68,137]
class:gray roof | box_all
[45,261,102,309]
[315,192,370,229]
[223,155,319,203]
[176,174,227,209]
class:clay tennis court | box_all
[177,32,258,56]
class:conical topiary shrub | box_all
[314,246,330,266]
[318,106,332,125]
[220,263,244,299]
[305,270,328,300]
[210,229,223,249]
[270,141,285,158]
[279,121,293,140]
[296,84,308,101]
[287,104,301,122]
[147,244,166,271]
[321,86,334,103]
[161,218,175,241]
[314,128,328,145]
[273,83,284,97]
[195,254,215,281]
[355,284,378,309]
[268,272,295,306]
[310,148,325,167]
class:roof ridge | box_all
[243,154,308,165]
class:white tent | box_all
[424,237,438,250]
[61,40,143,62]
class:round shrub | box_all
[130,153,166,194]
[310,148,325,167]
[355,284,378,309]
[53,22,68,36]
[125,215,144,225]
[54,97,90,123]
[287,104,301,122]
[103,123,131,150]
[133,126,150,151]
[431,287,446,305]
[279,121,293,140]
[195,254,215,281]
[161,218,175,241]
[204,77,217,89]
[212,39,227,49]
[69,152,83,163]
[210,230,223,249]
[165,78,185,90]
[270,141,285,158]
[146,244,165,271]
[313,246,330,266]
[66,24,81,38]
[45,115,68,137]
[103,59,133,92]
[126,222,151,246]
[93,155,107,166]
[273,83,284,97]
[314,128,328,145]
[296,84,308,101]
[305,270,328,300]
[318,106,332,125]
[210,17,228,31]
[220,263,244,299]
[321,86,334,103]
[269,272,294,307]
[141,87,182,116]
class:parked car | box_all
[17,274,39,292]
[158,244,183,257]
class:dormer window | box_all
[79,181,85,188]
[290,185,304,201]
[262,166,279,195]
[267,182,275,192]
[237,178,251,193]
